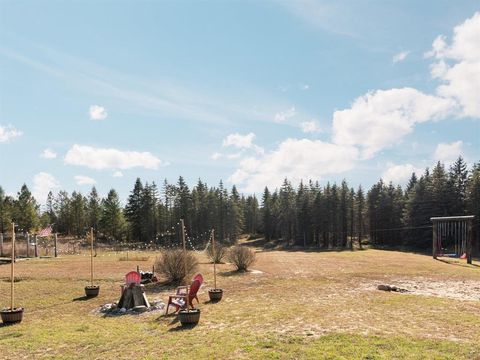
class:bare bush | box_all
[227,246,256,271]
[206,243,227,264]
[155,249,198,284]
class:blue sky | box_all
[0,1,479,204]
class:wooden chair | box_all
[120,271,141,295]
[165,274,203,314]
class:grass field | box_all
[1,242,480,359]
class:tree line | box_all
[0,157,478,252]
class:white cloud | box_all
[74,175,96,185]
[64,144,163,170]
[300,120,323,133]
[33,172,60,204]
[392,51,410,63]
[434,141,464,164]
[332,87,455,159]
[0,124,22,143]
[274,107,296,123]
[426,12,480,118]
[228,138,358,193]
[211,152,222,160]
[382,163,423,184]
[222,133,256,149]
[40,148,57,159]
[112,171,124,178]
[301,84,310,90]
[89,105,108,120]
[222,133,264,155]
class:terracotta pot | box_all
[1,308,24,324]
[85,285,100,298]
[178,309,200,325]
[208,288,223,302]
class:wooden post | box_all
[11,222,15,310]
[34,234,38,257]
[212,229,217,289]
[432,220,437,259]
[26,232,30,258]
[90,227,94,286]
[0,232,4,257]
[467,219,473,264]
[54,233,58,257]
[180,219,188,310]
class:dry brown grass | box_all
[1,245,480,359]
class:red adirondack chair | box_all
[121,271,141,294]
[166,274,203,314]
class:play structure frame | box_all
[431,215,475,264]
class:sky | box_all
[0,0,479,204]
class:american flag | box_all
[38,225,52,238]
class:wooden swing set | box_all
[431,215,475,264]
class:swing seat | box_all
[460,253,467,259]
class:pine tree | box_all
[449,156,469,215]
[125,178,144,242]
[100,189,125,242]
[356,185,365,249]
[14,184,39,232]
[87,187,102,234]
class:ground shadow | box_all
[435,258,480,268]
[203,299,221,305]
[72,296,91,302]
[168,323,198,331]
[144,281,181,294]
[218,269,248,277]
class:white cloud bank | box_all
[332,87,455,159]
[434,140,464,164]
[33,172,60,204]
[40,148,57,159]
[89,105,108,120]
[0,124,22,143]
[229,139,358,193]
[64,144,163,170]
[426,12,480,118]
[228,13,480,193]
[74,175,96,185]
[222,133,256,149]
[112,171,124,178]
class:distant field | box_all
[1,243,480,359]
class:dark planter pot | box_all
[208,288,223,302]
[178,309,200,325]
[1,307,24,324]
[85,285,100,298]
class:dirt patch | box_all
[363,277,480,301]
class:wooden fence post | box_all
[0,233,3,257]
[26,232,30,258]
[34,234,38,257]
[54,233,58,257]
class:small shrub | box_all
[155,249,198,284]
[206,243,227,264]
[227,246,256,271]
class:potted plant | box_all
[177,219,200,325]
[208,229,223,302]
[1,222,24,324]
[85,228,100,298]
